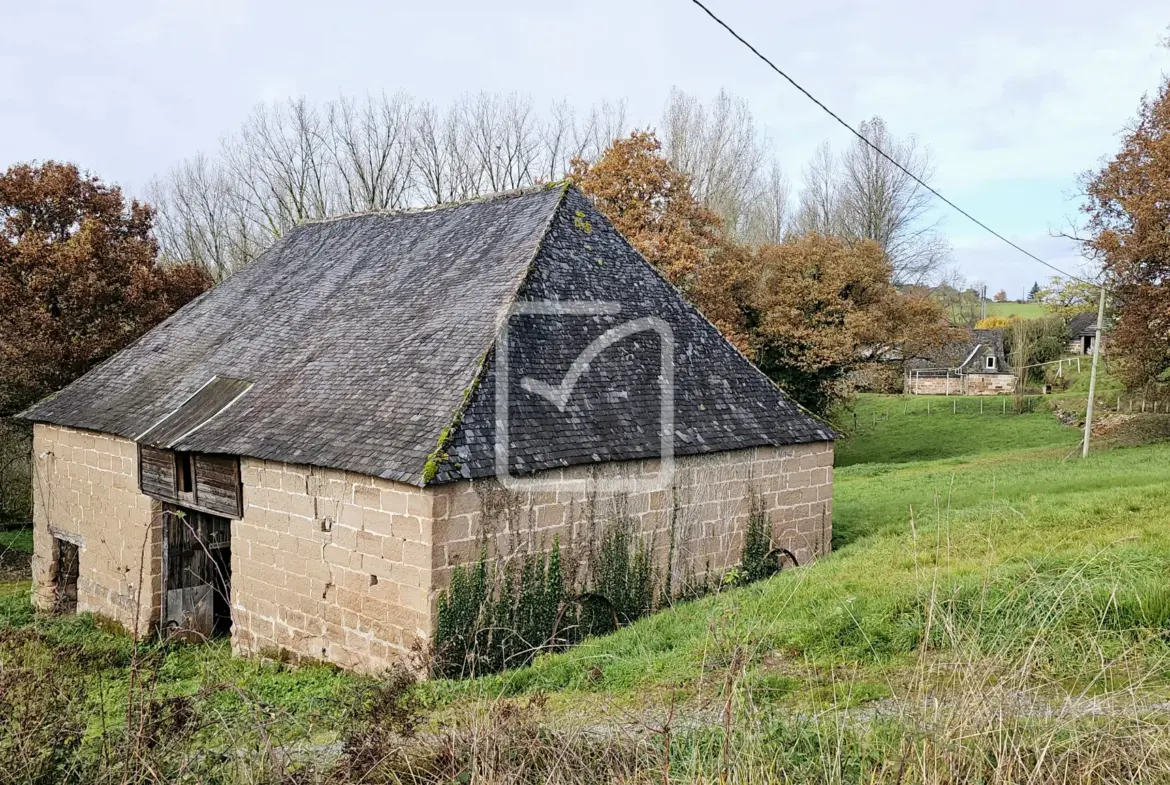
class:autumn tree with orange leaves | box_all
[570,131,750,349]
[1082,73,1170,389]
[0,162,212,414]
[573,131,952,413]
[745,235,954,412]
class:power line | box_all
[686,0,1106,291]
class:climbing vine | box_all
[739,494,777,584]
[432,540,564,679]
[432,492,790,678]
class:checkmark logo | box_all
[496,300,676,493]
[520,317,666,413]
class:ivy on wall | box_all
[432,495,786,679]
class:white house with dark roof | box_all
[20,185,835,672]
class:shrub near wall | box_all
[0,418,32,525]
[432,500,783,679]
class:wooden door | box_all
[54,538,79,613]
[163,505,231,640]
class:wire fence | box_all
[836,390,1170,439]
[834,395,1050,435]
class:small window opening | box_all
[986,356,997,370]
[176,452,193,494]
[54,538,79,614]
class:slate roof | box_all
[21,185,834,486]
[906,328,1011,374]
[1068,312,1098,337]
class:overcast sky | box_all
[2,0,1167,295]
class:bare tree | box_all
[793,141,842,236]
[327,92,415,212]
[835,117,950,285]
[148,155,237,280]
[151,92,633,277]
[661,88,772,236]
[935,267,984,327]
[573,99,629,163]
[412,99,479,204]
[742,162,792,245]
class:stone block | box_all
[353,485,381,511]
[391,516,422,542]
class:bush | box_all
[0,418,31,525]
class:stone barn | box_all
[1066,312,1104,356]
[905,328,1018,396]
[20,185,835,672]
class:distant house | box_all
[905,328,1017,396]
[1066,312,1103,355]
[19,185,836,672]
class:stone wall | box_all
[30,424,160,636]
[906,373,1018,396]
[905,374,961,395]
[29,425,835,674]
[429,442,834,604]
[230,459,434,672]
[964,373,1018,395]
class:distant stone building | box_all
[20,185,836,672]
[1066,312,1104,355]
[905,328,1018,396]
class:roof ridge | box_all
[299,182,567,227]
[556,188,837,437]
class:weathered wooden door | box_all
[54,538,79,613]
[163,505,231,640]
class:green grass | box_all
[985,300,1049,320]
[422,395,1170,711]
[831,394,1079,467]
[0,527,33,553]
[0,581,363,751]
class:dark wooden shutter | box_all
[140,445,177,499]
[139,446,242,519]
[193,454,242,519]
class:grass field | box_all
[4,396,1170,782]
[0,527,32,553]
[985,300,1049,320]
[428,405,1168,702]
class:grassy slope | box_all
[428,398,1170,709]
[986,301,1049,320]
[833,394,1079,469]
[3,395,1170,750]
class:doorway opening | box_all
[54,537,79,613]
[162,505,232,640]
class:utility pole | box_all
[1082,286,1107,458]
